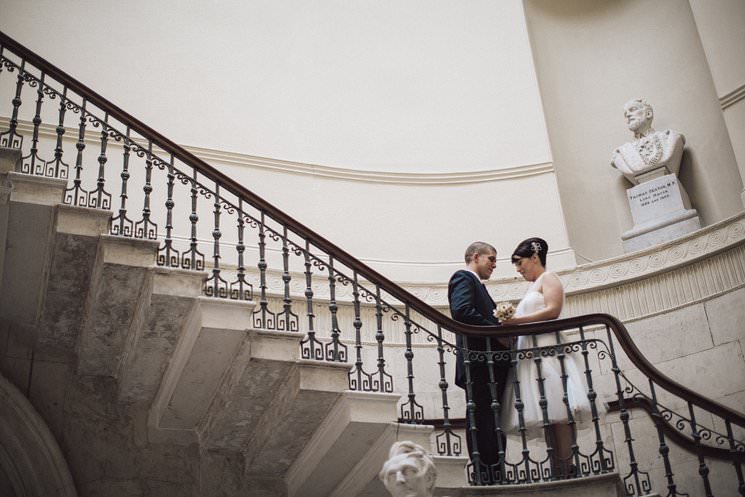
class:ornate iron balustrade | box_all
[1,31,743,496]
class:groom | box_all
[448,241,511,485]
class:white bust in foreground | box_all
[611,99,685,185]
[379,441,437,497]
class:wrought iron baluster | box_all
[399,305,424,423]
[49,87,70,179]
[511,341,535,483]
[252,212,275,329]
[324,256,345,361]
[299,241,321,359]
[648,381,687,497]
[204,183,228,297]
[180,168,204,270]
[110,127,133,236]
[20,70,47,175]
[554,331,580,479]
[134,141,157,239]
[463,338,486,485]
[276,226,298,331]
[64,98,91,206]
[371,285,393,392]
[229,199,253,300]
[348,273,370,389]
[485,338,506,484]
[530,335,556,479]
[687,401,714,497]
[725,420,745,496]
[578,326,614,476]
[434,325,461,457]
[89,112,111,209]
[0,58,24,148]
[157,155,179,267]
[607,325,651,497]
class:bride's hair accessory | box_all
[512,237,549,267]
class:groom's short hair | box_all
[464,241,497,263]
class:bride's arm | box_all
[502,273,564,325]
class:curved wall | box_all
[0,0,577,281]
[0,0,551,173]
[1,1,744,282]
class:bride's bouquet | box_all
[494,301,516,322]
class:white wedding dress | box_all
[502,272,592,437]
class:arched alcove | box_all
[0,373,77,497]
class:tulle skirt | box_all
[502,333,593,439]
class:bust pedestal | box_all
[621,167,701,252]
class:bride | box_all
[500,237,591,477]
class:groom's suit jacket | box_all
[448,269,508,389]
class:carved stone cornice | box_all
[560,210,745,295]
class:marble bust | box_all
[379,441,437,497]
[611,99,685,185]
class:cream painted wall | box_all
[689,0,745,205]
[0,0,580,282]
[0,0,551,173]
[211,157,575,282]
[523,0,744,262]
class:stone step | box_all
[76,234,159,377]
[287,391,422,497]
[435,472,624,497]
[242,358,352,477]
[118,268,206,406]
[36,205,112,357]
[200,329,309,451]
[147,295,254,444]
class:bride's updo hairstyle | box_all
[511,237,549,267]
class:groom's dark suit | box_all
[448,269,511,483]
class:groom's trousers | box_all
[465,360,510,484]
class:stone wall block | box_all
[61,376,117,487]
[618,304,714,370]
[0,199,58,341]
[704,285,745,346]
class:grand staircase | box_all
[0,30,743,497]
[0,148,628,497]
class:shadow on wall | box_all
[527,0,632,19]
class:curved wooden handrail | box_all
[1,30,743,437]
[416,398,745,463]
[606,398,745,463]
